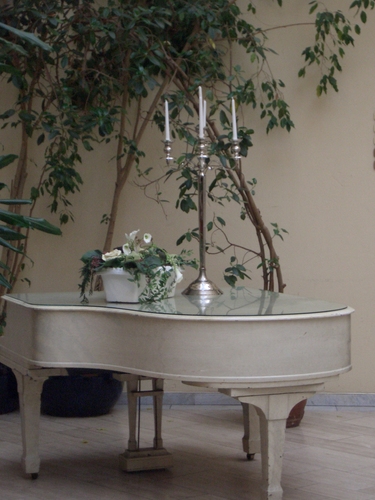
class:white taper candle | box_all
[232,98,238,141]
[199,86,204,138]
[165,100,170,141]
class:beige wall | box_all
[6,1,375,393]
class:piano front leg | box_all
[13,369,49,479]
[239,393,308,500]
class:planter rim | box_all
[97,266,173,275]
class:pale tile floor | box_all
[1,404,375,500]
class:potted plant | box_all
[79,230,197,303]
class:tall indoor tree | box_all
[0,0,97,297]
[77,0,373,292]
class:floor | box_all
[1,404,375,500]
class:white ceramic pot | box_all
[98,266,181,303]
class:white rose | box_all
[102,249,122,261]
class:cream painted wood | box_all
[14,370,47,477]
[242,403,261,458]
[220,386,323,500]
[117,374,173,471]
[9,366,67,476]
[0,289,353,500]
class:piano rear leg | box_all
[125,377,138,451]
[241,402,261,460]
[13,370,48,479]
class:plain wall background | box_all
[4,1,375,394]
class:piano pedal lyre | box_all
[114,374,173,472]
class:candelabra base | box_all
[182,268,222,296]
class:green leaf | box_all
[80,249,102,264]
[0,226,26,241]
[0,199,31,206]
[219,110,229,126]
[0,22,52,51]
[216,216,226,226]
[83,140,93,151]
[360,10,367,23]
[37,133,45,146]
[0,37,28,56]
[0,236,23,253]
[309,2,318,14]
[0,109,16,120]
[176,234,186,246]
[30,187,39,200]
[11,74,24,90]
[224,275,237,287]
[0,273,11,289]
[19,110,35,123]
[0,209,61,235]
[0,154,18,169]
[61,55,69,69]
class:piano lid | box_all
[5,288,349,317]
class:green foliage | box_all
[299,1,374,95]
[135,0,372,290]
[270,223,289,241]
[0,156,61,333]
[0,1,93,225]
[224,256,251,287]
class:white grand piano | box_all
[0,287,353,500]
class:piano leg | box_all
[13,369,49,479]
[119,376,173,472]
[241,402,261,460]
[125,376,139,451]
[238,393,307,500]
[123,376,165,451]
[152,378,164,450]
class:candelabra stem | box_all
[182,148,222,296]
[198,164,206,269]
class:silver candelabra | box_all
[164,130,241,297]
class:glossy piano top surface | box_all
[6,287,349,317]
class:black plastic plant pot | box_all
[0,364,19,414]
[41,369,123,418]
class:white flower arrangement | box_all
[79,230,197,302]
